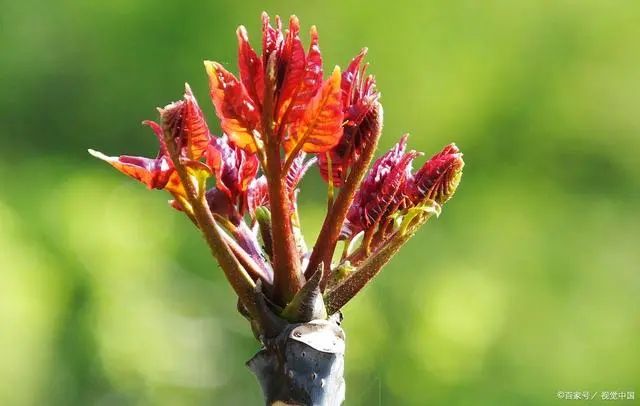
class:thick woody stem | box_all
[263,53,303,304]
[163,130,258,318]
[248,299,346,406]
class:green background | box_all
[1,0,638,405]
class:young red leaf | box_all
[362,150,418,227]
[237,25,264,107]
[205,135,260,213]
[278,25,323,128]
[237,146,260,194]
[318,102,382,187]
[204,61,261,153]
[341,48,367,104]
[318,50,381,186]
[141,120,168,157]
[88,150,173,190]
[164,161,212,202]
[341,135,417,238]
[261,12,283,67]
[159,100,185,143]
[247,175,269,216]
[284,66,344,155]
[183,84,211,160]
[275,16,306,126]
[88,119,175,190]
[285,152,317,193]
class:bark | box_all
[247,317,346,406]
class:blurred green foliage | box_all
[1,0,639,405]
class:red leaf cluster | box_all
[89,12,465,316]
[89,84,213,195]
[207,13,344,157]
[318,49,382,186]
[341,135,464,239]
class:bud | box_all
[205,135,259,215]
[319,48,382,186]
[405,143,464,205]
[340,135,418,239]
[159,100,185,142]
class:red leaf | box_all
[318,141,350,188]
[88,149,173,190]
[205,61,261,153]
[205,135,259,206]
[285,152,317,193]
[206,138,233,199]
[275,16,306,125]
[285,66,344,155]
[159,100,185,143]
[362,150,418,227]
[206,187,235,218]
[261,13,283,68]
[318,49,381,187]
[238,150,260,193]
[183,84,211,160]
[278,25,324,127]
[237,25,264,107]
[164,170,185,196]
[341,48,367,104]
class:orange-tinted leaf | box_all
[164,161,212,200]
[88,149,173,190]
[278,25,323,127]
[285,66,344,155]
[183,83,211,160]
[237,25,264,106]
[204,61,261,153]
[164,170,185,196]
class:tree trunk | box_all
[247,318,346,406]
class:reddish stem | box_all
[162,131,257,319]
[325,230,410,314]
[304,118,380,289]
[218,224,273,285]
[263,53,303,304]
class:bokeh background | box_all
[1,0,639,405]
